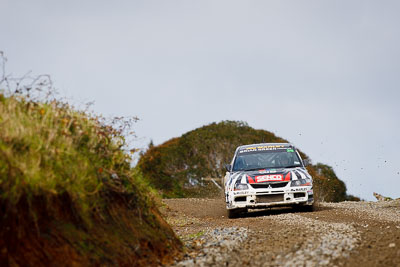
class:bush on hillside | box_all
[138,121,352,202]
[306,163,347,202]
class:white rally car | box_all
[224,143,314,218]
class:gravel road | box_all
[160,198,400,267]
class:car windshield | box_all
[232,149,302,171]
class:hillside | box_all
[138,121,356,201]
[0,94,181,266]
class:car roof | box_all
[235,143,294,153]
[237,143,292,149]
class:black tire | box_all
[227,208,246,219]
[303,204,314,212]
[294,204,314,212]
[227,209,238,219]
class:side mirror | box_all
[303,159,311,167]
[225,164,231,172]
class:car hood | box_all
[228,167,311,186]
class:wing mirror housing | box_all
[303,159,311,167]
[225,164,231,172]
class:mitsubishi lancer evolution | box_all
[224,143,314,218]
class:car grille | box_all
[250,182,288,189]
[256,194,284,203]
[235,196,247,202]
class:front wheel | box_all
[302,204,314,212]
[294,204,314,212]
[227,208,246,219]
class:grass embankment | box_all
[0,94,181,266]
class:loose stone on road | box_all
[161,198,400,266]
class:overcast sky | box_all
[2,0,400,200]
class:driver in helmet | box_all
[279,153,291,167]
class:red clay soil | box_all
[0,192,182,266]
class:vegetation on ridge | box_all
[0,82,181,265]
[138,121,358,202]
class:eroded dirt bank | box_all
[161,198,400,267]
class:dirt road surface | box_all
[160,198,400,267]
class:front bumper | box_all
[226,186,314,210]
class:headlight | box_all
[291,178,312,187]
[234,184,249,190]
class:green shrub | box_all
[0,94,152,218]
